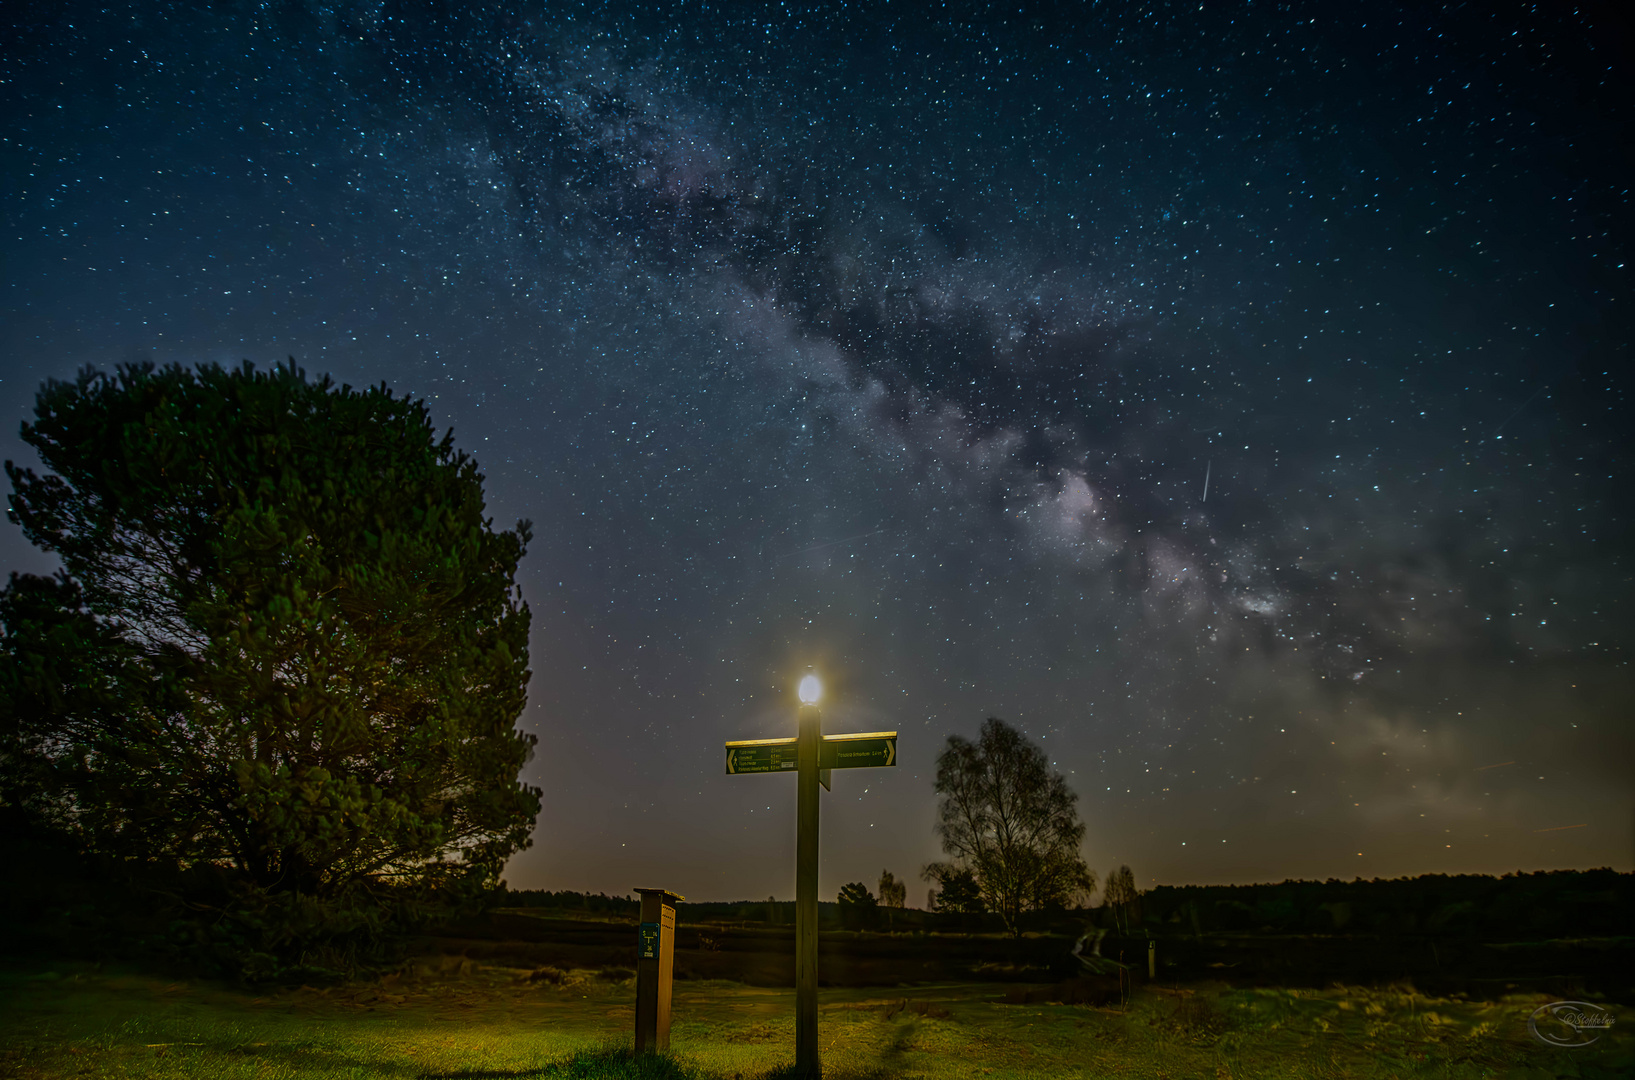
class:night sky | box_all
[3,1,1631,901]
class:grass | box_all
[0,958,1628,1080]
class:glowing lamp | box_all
[798,674,822,705]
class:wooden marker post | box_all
[634,887,683,1054]
[725,677,898,1080]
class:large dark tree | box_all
[927,718,1094,936]
[0,361,539,972]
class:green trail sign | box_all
[725,737,798,774]
[725,732,897,775]
[821,732,896,770]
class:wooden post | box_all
[724,689,896,1079]
[795,702,822,1078]
[1147,939,1156,980]
[634,887,682,1054]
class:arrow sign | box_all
[725,736,798,774]
[726,733,897,774]
[820,731,897,770]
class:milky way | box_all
[3,1,1629,896]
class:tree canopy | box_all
[0,360,539,974]
[877,869,906,910]
[1103,864,1139,933]
[836,881,879,930]
[837,882,877,908]
[925,865,985,914]
[927,717,1093,936]
[878,869,907,928]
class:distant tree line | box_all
[499,869,1631,945]
[503,889,640,915]
[503,877,916,932]
[1141,869,1631,940]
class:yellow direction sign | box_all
[725,736,798,774]
[820,731,897,770]
[725,732,897,774]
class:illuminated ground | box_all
[1,960,1627,1079]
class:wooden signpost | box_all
[725,677,897,1079]
[634,887,683,1053]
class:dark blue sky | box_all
[3,1,1629,899]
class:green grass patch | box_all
[1,959,1627,1079]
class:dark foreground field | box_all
[2,908,1629,1080]
[3,901,1621,1078]
[3,958,1631,1080]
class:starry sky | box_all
[3,1,1631,900]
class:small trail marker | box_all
[724,675,897,1080]
[634,887,682,1054]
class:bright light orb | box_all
[798,674,822,705]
